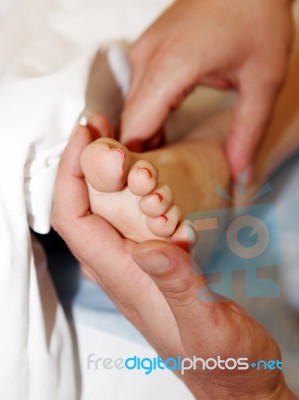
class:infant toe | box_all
[128,160,159,196]
[139,183,174,217]
[146,205,181,237]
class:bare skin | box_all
[52,125,298,400]
[52,25,299,400]
[121,0,294,179]
[80,64,299,246]
[80,113,230,244]
[80,67,299,246]
[80,17,299,245]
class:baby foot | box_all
[81,132,191,243]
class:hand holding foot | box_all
[51,130,295,399]
[121,0,294,180]
[80,113,230,244]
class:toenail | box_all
[160,214,168,224]
[136,167,152,179]
[151,192,163,202]
[110,148,126,168]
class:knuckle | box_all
[162,278,197,307]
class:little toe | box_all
[139,183,174,217]
[146,205,181,237]
[128,160,159,196]
[171,221,198,248]
[80,138,130,192]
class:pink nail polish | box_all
[137,167,152,179]
[160,214,168,223]
[151,192,163,202]
[110,148,126,168]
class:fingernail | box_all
[238,170,248,187]
[237,165,253,185]
[78,115,88,126]
[133,249,170,274]
[110,148,126,169]
[235,165,253,200]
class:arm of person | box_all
[52,126,297,400]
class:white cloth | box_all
[0,0,172,399]
[76,324,194,400]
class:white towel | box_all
[0,0,172,398]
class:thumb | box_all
[121,54,197,147]
[132,241,216,328]
[227,77,280,182]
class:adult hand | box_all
[52,127,295,399]
[120,0,294,180]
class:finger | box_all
[121,49,198,146]
[226,76,281,181]
[126,3,177,101]
[132,241,220,337]
[53,125,93,221]
[127,35,160,101]
[87,113,114,139]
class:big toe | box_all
[80,138,131,192]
